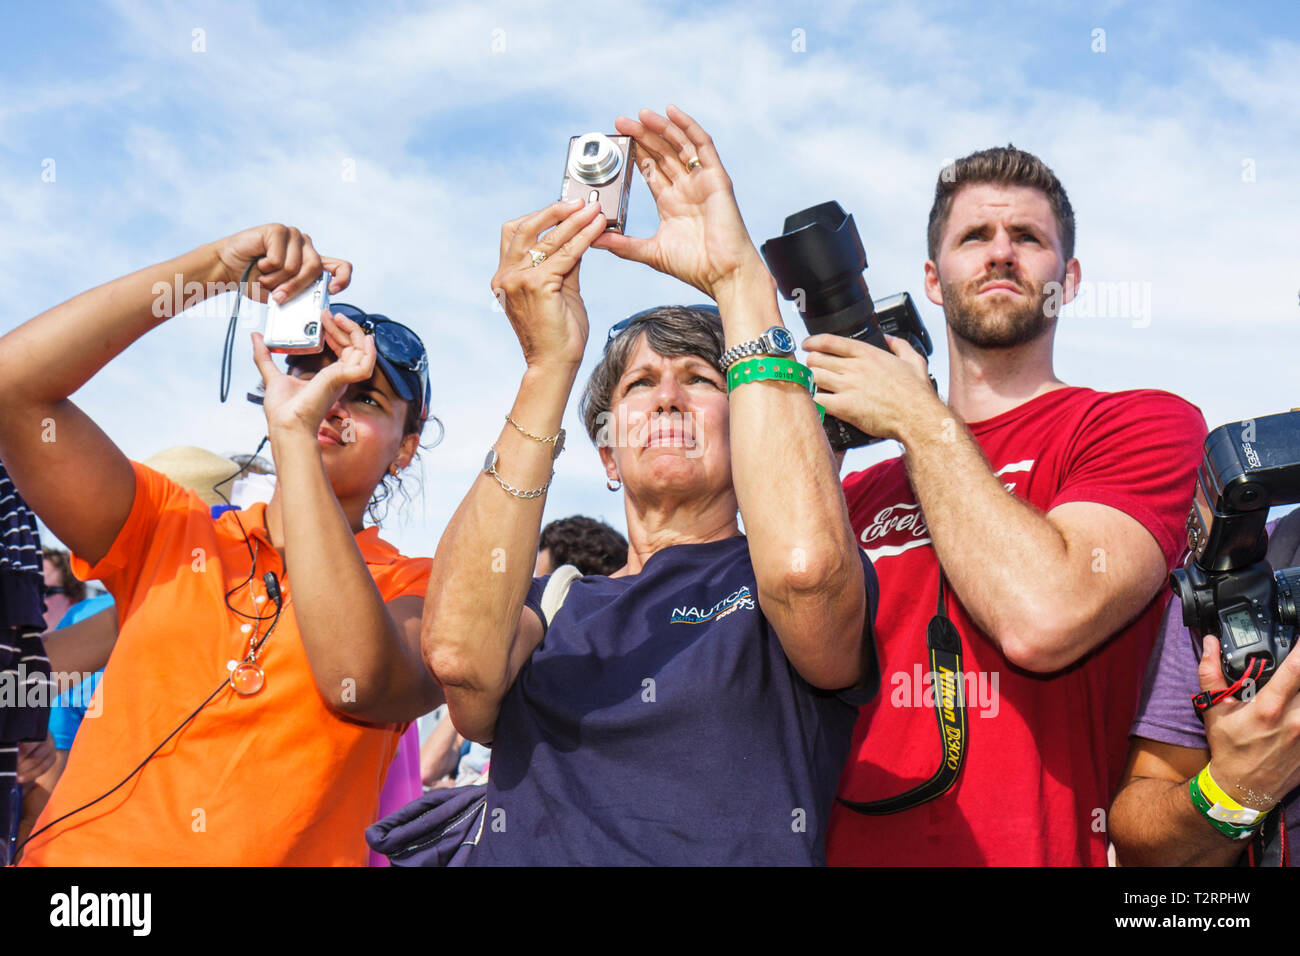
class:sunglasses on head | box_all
[605,304,721,346]
[328,303,430,420]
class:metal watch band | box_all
[718,326,796,372]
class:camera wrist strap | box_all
[219,260,259,403]
[838,572,967,815]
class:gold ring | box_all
[528,248,548,267]
[686,157,702,172]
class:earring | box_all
[389,464,399,477]
[606,476,621,492]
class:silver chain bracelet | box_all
[483,447,553,499]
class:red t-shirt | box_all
[827,387,1206,866]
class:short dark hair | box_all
[927,145,1075,263]
[579,306,725,445]
[539,516,628,577]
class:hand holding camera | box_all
[592,106,765,300]
[212,223,352,303]
[1197,634,1300,813]
[251,311,377,441]
[491,199,607,372]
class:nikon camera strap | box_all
[838,573,967,815]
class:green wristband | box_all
[727,356,815,393]
[1188,773,1259,841]
[726,357,825,420]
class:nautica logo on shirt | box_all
[670,585,755,624]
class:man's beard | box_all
[941,268,1061,350]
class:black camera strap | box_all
[838,572,967,815]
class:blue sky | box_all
[2,0,1298,557]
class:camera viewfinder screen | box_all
[1221,606,1259,651]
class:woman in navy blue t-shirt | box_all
[423,106,879,865]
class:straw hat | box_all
[143,446,243,507]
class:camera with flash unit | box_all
[1170,411,1300,693]
[560,133,636,233]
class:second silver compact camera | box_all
[560,132,635,233]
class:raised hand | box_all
[491,198,607,370]
[213,223,352,304]
[252,311,376,438]
[593,106,765,299]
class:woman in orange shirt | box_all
[0,225,443,864]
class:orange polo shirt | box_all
[21,462,431,866]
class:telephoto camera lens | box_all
[762,202,890,451]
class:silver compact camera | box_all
[560,132,635,232]
[263,271,329,354]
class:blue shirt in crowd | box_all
[48,594,114,751]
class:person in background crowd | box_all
[424,106,878,865]
[40,549,83,632]
[0,224,442,865]
[810,145,1207,866]
[535,515,628,576]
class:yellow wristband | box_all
[1197,764,1267,827]
[1197,765,1244,810]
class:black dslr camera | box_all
[761,201,934,452]
[1170,410,1300,693]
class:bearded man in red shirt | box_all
[804,146,1207,866]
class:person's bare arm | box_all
[805,335,1176,674]
[252,319,442,724]
[595,107,868,690]
[42,606,117,692]
[420,714,463,787]
[1109,738,1245,866]
[1110,636,1300,865]
[0,225,348,565]
[424,199,606,745]
[896,398,1167,673]
[17,743,66,852]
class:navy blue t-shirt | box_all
[470,535,879,866]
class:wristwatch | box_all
[718,326,797,372]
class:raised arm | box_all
[250,315,441,724]
[0,226,348,564]
[805,336,1198,673]
[423,199,608,744]
[594,107,868,690]
[43,605,118,693]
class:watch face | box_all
[483,447,498,472]
[769,327,795,353]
